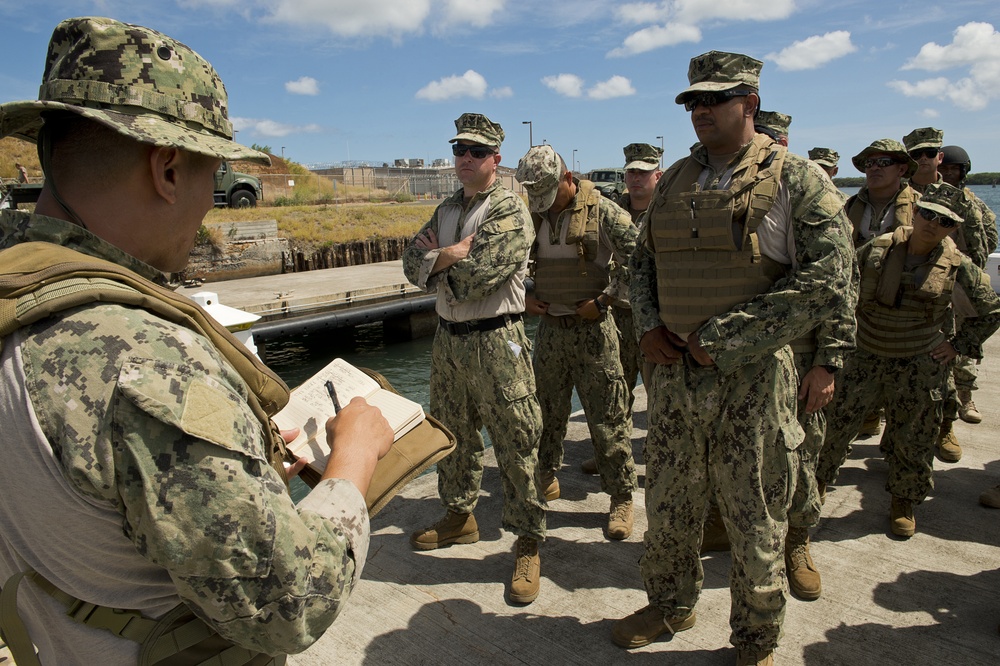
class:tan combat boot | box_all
[979,485,1000,508]
[700,504,731,553]
[936,420,962,463]
[958,389,983,424]
[736,647,775,666]
[581,457,598,474]
[541,469,560,501]
[817,481,827,506]
[606,493,634,540]
[858,410,882,437]
[410,511,479,550]
[785,527,821,600]
[890,496,915,537]
[509,536,540,604]
[611,605,696,648]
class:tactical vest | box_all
[647,135,788,337]
[856,226,963,357]
[845,186,917,247]
[0,241,290,666]
[531,180,608,306]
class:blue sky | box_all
[2,1,999,174]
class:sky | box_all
[1,1,1000,175]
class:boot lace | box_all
[514,539,535,579]
[610,498,632,522]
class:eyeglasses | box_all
[452,144,496,159]
[917,207,957,228]
[909,148,940,160]
[863,157,901,170]
[682,90,751,112]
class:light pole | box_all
[656,135,664,167]
[572,149,577,174]
[522,121,533,149]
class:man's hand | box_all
[425,232,474,275]
[930,340,958,365]
[525,294,550,316]
[575,298,602,320]
[686,332,714,367]
[320,397,394,497]
[798,366,835,414]
[639,326,685,365]
[413,228,440,251]
[279,427,310,477]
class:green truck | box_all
[588,168,626,198]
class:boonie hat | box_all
[515,145,563,213]
[914,182,966,225]
[755,110,791,139]
[852,139,917,178]
[0,16,268,164]
[902,127,944,153]
[675,51,762,104]
[623,143,662,171]
[808,147,840,168]
[450,112,504,148]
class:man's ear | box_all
[149,146,182,204]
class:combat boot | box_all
[606,493,634,540]
[410,510,479,550]
[509,536,540,604]
[700,504,731,553]
[785,527,821,600]
[979,485,1000,508]
[858,410,882,437]
[817,481,827,505]
[890,496,915,537]
[581,457,598,474]
[958,389,983,424]
[611,605,696,648]
[540,470,560,501]
[936,420,962,463]
[736,647,775,666]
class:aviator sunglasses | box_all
[917,207,957,229]
[683,90,751,112]
[863,157,902,170]
[452,144,496,159]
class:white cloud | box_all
[490,86,514,99]
[542,73,585,98]
[266,0,433,38]
[233,117,322,137]
[921,108,941,119]
[587,75,636,100]
[608,23,701,57]
[674,0,797,24]
[902,22,1000,71]
[766,31,856,71]
[415,70,488,101]
[443,0,506,27]
[616,2,669,25]
[285,76,319,95]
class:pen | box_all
[325,380,341,414]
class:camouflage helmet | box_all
[623,142,662,171]
[515,145,564,213]
[675,51,762,104]
[852,139,917,178]
[754,110,791,139]
[450,112,504,148]
[902,127,943,153]
[914,182,966,225]
[808,147,840,168]
[0,16,269,164]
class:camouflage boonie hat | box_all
[515,145,563,213]
[914,182,966,224]
[623,143,662,171]
[755,110,791,138]
[0,17,268,164]
[675,51,762,104]
[450,112,504,148]
[902,127,944,153]
[852,139,917,178]
[808,147,840,168]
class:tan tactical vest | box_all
[845,186,917,247]
[856,226,963,357]
[0,241,290,666]
[531,180,608,306]
[647,135,788,337]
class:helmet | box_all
[941,145,971,179]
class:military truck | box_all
[214,161,263,208]
[588,168,626,198]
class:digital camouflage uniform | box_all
[402,175,545,540]
[808,147,848,205]
[755,110,791,142]
[630,131,854,652]
[846,140,919,247]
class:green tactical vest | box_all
[856,226,963,357]
[845,186,917,248]
[0,241,290,666]
[647,135,789,337]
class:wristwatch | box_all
[594,295,608,314]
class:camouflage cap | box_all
[754,110,791,138]
[852,139,917,178]
[808,147,840,168]
[450,112,504,148]
[902,127,944,153]
[914,182,966,224]
[0,16,269,164]
[675,51,762,104]
[623,142,663,171]
[515,145,564,213]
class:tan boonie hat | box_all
[852,139,917,178]
[755,110,791,138]
[0,16,268,164]
[515,145,564,213]
[808,147,840,168]
[623,143,663,171]
[450,112,504,148]
[902,127,944,153]
[675,51,762,104]
[914,182,966,224]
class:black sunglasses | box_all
[917,207,957,228]
[452,144,496,159]
[683,90,751,112]
[909,148,940,160]
[863,157,901,169]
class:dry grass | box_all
[0,138,42,182]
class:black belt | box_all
[439,313,522,336]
